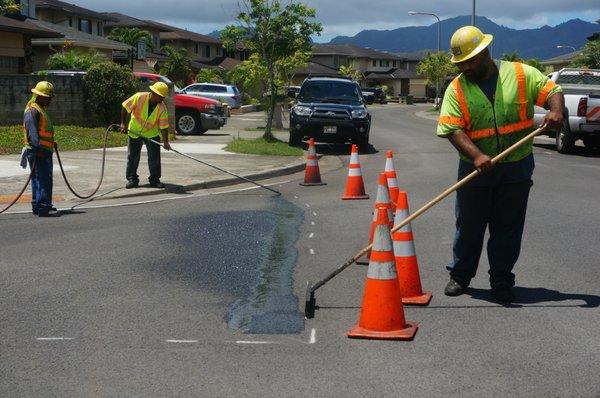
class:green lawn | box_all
[0,125,128,155]
[225,137,303,156]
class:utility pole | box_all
[408,11,442,107]
[472,0,476,26]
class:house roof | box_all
[393,50,432,62]
[199,56,241,71]
[28,19,131,50]
[0,15,63,38]
[147,20,221,44]
[102,12,171,31]
[541,50,582,65]
[294,61,340,76]
[312,44,403,60]
[35,0,118,22]
[365,68,418,80]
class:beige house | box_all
[0,15,62,74]
[541,51,581,73]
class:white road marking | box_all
[309,328,316,344]
[165,339,198,343]
[309,233,314,239]
[311,221,315,226]
[36,337,73,341]
[305,203,310,208]
[312,211,317,216]
[294,195,298,199]
[236,340,275,344]
[309,249,315,255]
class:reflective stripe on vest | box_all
[23,102,54,151]
[536,80,558,107]
[453,62,531,141]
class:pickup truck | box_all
[534,68,600,153]
[134,72,227,135]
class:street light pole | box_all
[472,0,476,26]
[408,11,441,106]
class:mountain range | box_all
[328,16,599,60]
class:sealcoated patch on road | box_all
[227,196,305,334]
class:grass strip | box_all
[0,125,128,155]
[225,137,303,156]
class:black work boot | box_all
[149,181,165,189]
[444,278,466,296]
[491,282,515,303]
[126,180,139,189]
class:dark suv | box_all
[289,77,371,148]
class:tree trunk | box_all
[263,65,276,141]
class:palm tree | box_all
[160,45,192,86]
[501,51,521,62]
[107,27,154,65]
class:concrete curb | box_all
[105,158,307,200]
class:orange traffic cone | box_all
[300,138,326,186]
[384,150,400,213]
[342,144,369,200]
[348,206,418,340]
[393,191,432,305]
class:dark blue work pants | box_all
[26,149,54,214]
[126,136,161,184]
[448,180,532,288]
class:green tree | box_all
[160,45,192,87]
[524,58,544,72]
[47,50,107,71]
[417,52,458,106]
[196,68,225,84]
[222,0,322,141]
[501,51,521,62]
[570,39,600,69]
[107,27,154,62]
[339,65,363,83]
[0,0,19,14]
[83,62,138,126]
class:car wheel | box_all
[555,118,574,154]
[289,131,302,146]
[582,137,600,151]
[176,110,200,135]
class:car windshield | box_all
[298,81,362,105]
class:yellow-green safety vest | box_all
[437,60,562,162]
[23,102,54,152]
[122,92,169,139]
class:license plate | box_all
[323,126,337,134]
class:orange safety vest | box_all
[122,92,169,139]
[23,102,54,152]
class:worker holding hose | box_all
[437,26,565,302]
[22,81,60,217]
[121,81,172,189]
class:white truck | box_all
[534,68,600,153]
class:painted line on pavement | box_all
[305,203,310,208]
[309,328,316,344]
[308,232,314,239]
[166,339,198,343]
[36,337,73,341]
[309,249,315,255]
[312,211,317,216]
[311,221,315,226]
[235,340,276,345]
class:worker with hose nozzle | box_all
[437,26,565,302]
[121,81,172,189]
[22,81,60,217]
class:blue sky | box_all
[74,0,599,42]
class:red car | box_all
[134,72,227,135]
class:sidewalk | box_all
[0,113,309,212]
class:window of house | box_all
[204,45,211,58]
[372,59,376,67]
[78,18,91,34]
[194,44,199,54]
[393,60,397,68]
[68,16,73,27]
[97,22,102,36]
[216,47,221,56]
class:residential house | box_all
[292,44,429,98]
[0,15,62,74]
[541,51,581,73]
[29,0,131,70]
[101,12,171,72]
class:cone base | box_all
[342,194,370,200]
[300,182,327,186]
[347,321,418,341]
[402,291,433,306]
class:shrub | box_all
[47,50,107,71]
[83,62,138,126]
[196,68,224,83]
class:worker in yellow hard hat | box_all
[22,81,60,217]
[120,81,172,189]
[437,26,565,302]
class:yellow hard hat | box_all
[450,26,493,64]
[149,81,169,97]
[31,81,55,97]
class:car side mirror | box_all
[287,90,297,99]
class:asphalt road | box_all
[1,105,599,397]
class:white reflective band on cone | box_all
[375,186,390,203]
[307,159,318,166]
[372,224,393,251]
[348,168,362,177]
[350,152,359,164]
[393,240,416,257]
[385,158,393,171]
[367,261,397,280]
[387,177,398,188]
[372,208,393,221]
[393,209,413,232]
